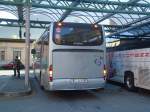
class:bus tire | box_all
[124,73,135,91]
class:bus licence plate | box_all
[72,79,88,83]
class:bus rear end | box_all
[49,23,106,90]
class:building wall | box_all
[0,41,33,66]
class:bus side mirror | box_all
[31,49,36,54]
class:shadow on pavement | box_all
[45,90,100,101]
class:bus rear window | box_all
[54,24,103,46]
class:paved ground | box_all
[0,70,150,112]
[0,70,32,95]
[0,76,27,92]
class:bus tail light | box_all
[103,64,107,80]
[49,65,53,82]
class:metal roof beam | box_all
[17,6,23,21]
[31,4,150,15]
[0,18,122,32]
[106,20,150,38]
[106,15,150,38]
[110,16,150,34]
[0,18,50,28]
[59,1,80,22]
[58,0,145,6]
[32,0,43,4]
[0,0,23,6]
[14,0,23,21]
[109,34,138,38]
[113,33,150,38]
[0,0,147,7]
[0,0,150,15]
[138,31,150,37]
[126,16,150,26]
[94,0,141,24]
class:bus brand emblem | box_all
[95,57,103,66]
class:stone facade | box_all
[0,38,34,66]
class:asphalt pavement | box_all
[0,71,150,112]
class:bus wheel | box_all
[124,74,135,91]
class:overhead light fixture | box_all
[94,24,98,28]
[57,22,62,27]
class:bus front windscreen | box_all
[54,24,103,46]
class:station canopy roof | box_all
[0,0,150,38]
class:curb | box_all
[0,81,32,97]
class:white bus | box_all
[32,22,106,91]
[107,38,150,91]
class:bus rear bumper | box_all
[48,78,105,91]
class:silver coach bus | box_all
[107,38,150,91]
[32,22,106,91]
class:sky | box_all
[0,11,17,19]
[0,11,44,39]
[0,10,110,39]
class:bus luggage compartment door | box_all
[52,50,104,79]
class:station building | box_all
[0,38,34,66]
